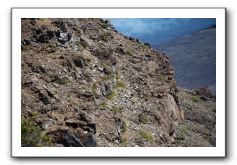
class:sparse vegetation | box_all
[157,74,165,83]
[30,111,38,118]
[100,22,108,29]
[110,105,122,114]
[106,90,116,100]
[115,79,126,88]
[101,74,113,81]
[100,19,114,29]
[120,135,128,146]
[191,96,200,103]
[144,97,149,102]
[121,119,128,133]
[97,101,109,110]
[115,70,119,79]
[101,63,113,75]
[91,83,97,95]
[175,139,182,145]
[21,117,53,147]
[139,129,154,143]
[21,45,31,51]
[80,40,89,48]
[99,32,111,42]
[78,56,91,66]
[54,77,69,85]
[176,123,188,140]
[119,119,128,146]
[144,73,149,79]
[126,50,133,56]
[139,114,149,124]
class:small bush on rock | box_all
[139,114,149,124]
[126,50,133,56]
[21,117,53,147]
[110,105,122,114]
[121,119,128,133]
[21,45,31,51]
[191,96,200,103]
[97,101,109,110]
[139,129,154,143]
[115,79,126,88]
[55,77,69,85]
[100,22,108,29]
[106,90,116,100]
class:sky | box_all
[110,18,216,46]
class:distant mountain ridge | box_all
[156,26,216,93]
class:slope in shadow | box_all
[156,27,216,94]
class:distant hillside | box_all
[156,27,216,93]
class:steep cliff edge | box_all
[21,18,215,147]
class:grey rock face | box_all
[57,32,72,44]
[42,118,54,129]
[38,89,51,105]
[100,82,112,96]
[80,34,94,47]
[64,133,85,147]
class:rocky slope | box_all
[21,18,215,147]
[175,87,216,147]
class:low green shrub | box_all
[106,90,116,100]
[100,22,108,29]
[139,114,149,124]
[21,117,53,147]
[139,129,154,143]
[144,74,148,79]
[110,105,122,114]
[126,50,133,56]
[21,45,31,51]
[121,119,128,133]
[97,101,109,110]
[54,77,69,85]
[191,96,200,103]
[119,135,128,146]
[91,83,97,95]
[176,123,188,140]
[115,79,126,88]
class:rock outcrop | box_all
[174,87,216,147]
[21,18,214,147]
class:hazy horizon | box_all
[110,18,216,46]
